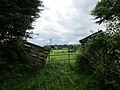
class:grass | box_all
[0,62,99,90]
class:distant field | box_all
[47,49,79,63]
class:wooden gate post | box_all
[68,50,70,63]
[48,53,50,62]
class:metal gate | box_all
[47,49,78,63]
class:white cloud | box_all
[28,0,105,46]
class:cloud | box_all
[28,0,104,46]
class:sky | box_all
[28,0,104,46]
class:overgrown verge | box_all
[0,62,97,90]
[0,40,43,89]
[76,31,120,90]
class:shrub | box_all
[76,31,120,89]
[76,49,93,74]
[0,40,32,81]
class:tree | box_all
[76,0,120,89]
[91,0,120,24]
[77,31,120,89]
[0,0,43,80]
[83,0,120,89]
[0,0,43,43]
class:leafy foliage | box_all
[0,0,43,84]
[0,40,30,80]
[77,31,120,89]
[91,0,120,24]
[76,0,120,89]
[0,62,98,90]
[0,0,42,42]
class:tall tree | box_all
[89,0,120,89]
[91,0,120,24]
[0,0,43,43]
[0,0,43,76]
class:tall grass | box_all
[1,62,98,90]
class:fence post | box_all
[68,51,70,63]
[48,53,50,62]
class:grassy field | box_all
[47,49,79,63]
[1,62,98,90]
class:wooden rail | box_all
[23,42,50,68]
